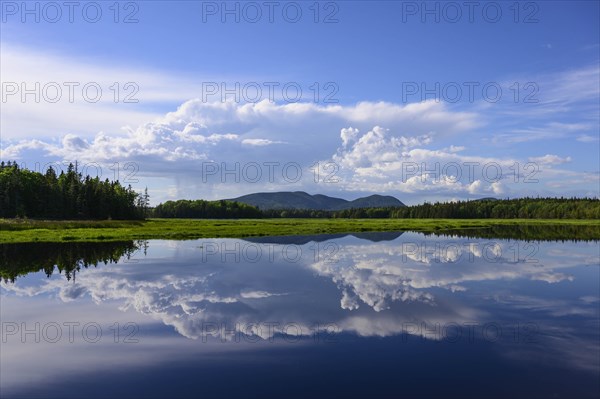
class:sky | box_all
[0,0,599,205]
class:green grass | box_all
[0,218,599,243]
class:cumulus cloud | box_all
[2,44,597,202]
[2,94,595,202]
[333,126,432,170]
[2,99,477,163]
[323,126,538,197]
[340,127,360,146]
[2,98,492,201]
[340,289,360,310]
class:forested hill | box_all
[0,161,146,219]
[229,191,405,210]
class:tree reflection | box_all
[0,240,145,283]
[425,224,600,241]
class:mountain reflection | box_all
[242,231,404,245]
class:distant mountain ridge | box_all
[227,191,405,210]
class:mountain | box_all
[228,191,405,210]
[335,194,405,210]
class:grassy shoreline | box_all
[1,218,599,243]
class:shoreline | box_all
[1,218,599,244]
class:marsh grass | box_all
[1,218,599,243]
[0,219,144,231]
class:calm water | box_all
[1,232,599,398]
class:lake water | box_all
[1,232,599,398]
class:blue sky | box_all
[1,0,599,204]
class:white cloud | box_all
[467,180,482,194]
[340,127,360,146]
[486,65,599,145]
[240,290,285,299]
[0,44,196,139]
[340,290,360,310]
[325,128,542,197]
[528,154,572,165]
[2,47,597,202]
[241,139,282,146]
[576,134,598,142]
[495,122,595,143]
[491,181,504,194]
[448,145,465,152]
[2,98,491,202]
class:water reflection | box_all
[0,240,144,283]
[427,223,600,241]
[1,230,599,398]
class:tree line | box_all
[330,197,600,219]
[153,199,262,218]
[1,161,598,220]
[0,161,148,219]
[154,197,600,219]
